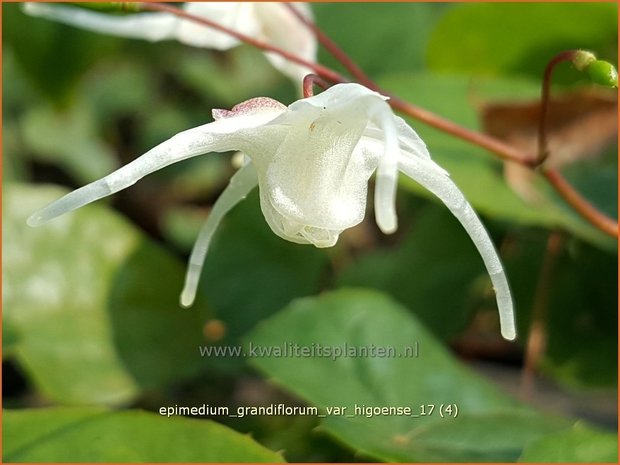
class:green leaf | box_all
[4,3,120,103]
[2,183,210,405]
[519,423,618,462]
[246,289,568,462]
[192,191,329,372]
[379,72,616,250]
[427,3,618,79]
[3,407,283,463]
[314,3,448,77]
[21,101,118,183]
[543,240,618,388]
[337,206,493,340]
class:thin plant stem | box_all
[303,74,330,98]
[137,2,618,238]
[388,96,537,166]
[543,169,618,237]
[282,3,378,90]
[537,50,580,165]
[520,232,564,400]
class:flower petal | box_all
[27,107,281,227]
[255,86,382,243]
[398,154,516,341]
[176,2,256,50]
[254,3,317,81]
[180,162,258,307]
[23,2,180,42]
[393,115,432,160]
[372,102,401,233]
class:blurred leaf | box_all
[178,47,286,106]
[427,3,618,79]
[194,191,329,372]
[337,206,494,340]
[519,423,617,462]
[83,59,157,122]
[314,3,449,77]
[543,240,617,388]
[247,289,568,462]
[2,183,210,405]
[4,2,120,102]
[21,101,117,183]
[2,123,29,185]
[379,72,616,250]
[500,233,617,389]
[3,407,283,462]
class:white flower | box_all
[22,2,316,82]
[28,83,516,340]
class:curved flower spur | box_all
[28,83,517,341]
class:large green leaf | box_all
[519,423,618,463]
[192,191,329,372]
[337,206,494,340]
[313,3,449,77]
[247,289,569,462]
[2,183,210,405]
[427,3,618,79]
[3,407,283,462]
[380,72,616,250]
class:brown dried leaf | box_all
[480,88,617,203]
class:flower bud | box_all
[586,60,619,88]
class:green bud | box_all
[572,50,597,71]
[64,2,141,14]
[586,60,619,88]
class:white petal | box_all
[180,162,258,307]
[176,2,256,50]
[23,2,179,42]
[296,82,387,111]
[372,102,401,234]
[393,115,431,160]
[398,154,516,341]
[27,104,282,227]
[254,3,317,81]
[254,85,382,246]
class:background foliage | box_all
[3,2,617,462]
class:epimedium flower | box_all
[23,2,316,82]
[27,83,517,341]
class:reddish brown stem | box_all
[538,50,580,165]
[283,3,378,90]
[520,232,564,400]
[543,169,618,237]
[388,96,537,166]
[303,74,330,98]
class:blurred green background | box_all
[2,2,618,462]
